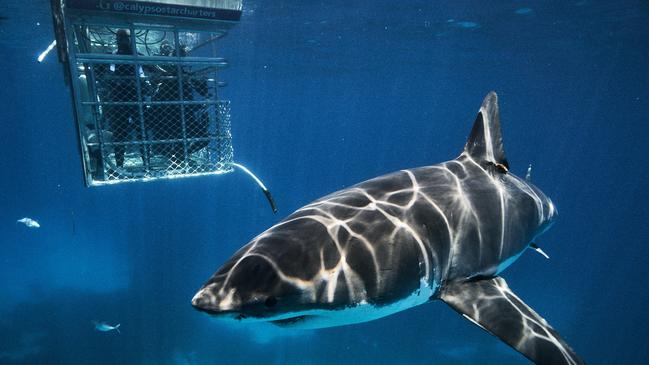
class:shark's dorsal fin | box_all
[463,91,509,169]
[441,277,585,365]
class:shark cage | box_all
[48,0,277,212]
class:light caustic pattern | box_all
[200,152,549,313]
[443,277,584,365]
[193,91,579,363]
[194,92,555,319]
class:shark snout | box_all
[191,283,242,316]
[191,289,214,312]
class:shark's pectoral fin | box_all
[441,277,585,365]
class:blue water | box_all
[1,1,648,364]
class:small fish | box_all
[454,21,480,29]
[17,217,40,228]
[93,321,121,334]
[515,7,534,15]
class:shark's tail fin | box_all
[462,91,509,169]
[115,323,121,334]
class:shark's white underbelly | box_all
[233,278,436,329]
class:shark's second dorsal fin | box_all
[463,91,509,169]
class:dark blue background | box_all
[1,1,647,364]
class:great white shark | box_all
[192,92,585,364]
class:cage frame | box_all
[52,0,242,187]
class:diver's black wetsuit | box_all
[185,73,210,155]
[150,46,209,165]
[103,30,144,169]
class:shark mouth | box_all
[269,315,316,327]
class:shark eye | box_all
[264,296,277,308]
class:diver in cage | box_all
[85,123,113,180]
[101,29,147,172]
[148,41,210,168]
[180,46,210,157]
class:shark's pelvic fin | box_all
[463,91,509,169]
[441,277,585,365]
[530,242,550,259]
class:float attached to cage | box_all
[48,0,277,212]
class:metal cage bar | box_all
[64,22,234,185]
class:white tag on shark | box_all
[525,164,532,181]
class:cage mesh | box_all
[74,25,234,184]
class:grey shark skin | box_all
[192,92,584,365]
